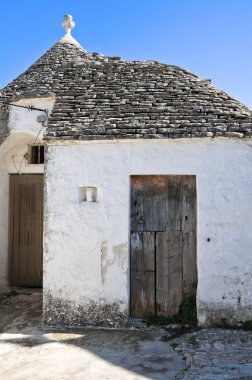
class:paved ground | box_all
[172,329,252,379]
[0,290,252,380]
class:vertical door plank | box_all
[19,181,30,284]
[26,175,43,286]
[182,176,197,296]
[9,176,19,284]
[182,176,197,233]
[156,231,169,315]
[166,176,183,231]
[168,231,183,316]
[8,176,13,284]
[143,183,154,232]
[156,231,183,317]
[37,175,43,285]
[131,176,144,232]
[130,232,155,317]
[183,232,197,296]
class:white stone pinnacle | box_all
[59,14,85,49]
[62,15,75,35]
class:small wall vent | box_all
[79,186,98,202]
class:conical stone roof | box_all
[1,16,252,141]
[45,58,252,140]
[1,36,87,100]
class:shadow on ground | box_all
[0,289,186,380]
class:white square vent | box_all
[79,186,98,202]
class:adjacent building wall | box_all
[44,138,252,326]
[0,98,54,291]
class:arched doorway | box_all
[0,132,44,289]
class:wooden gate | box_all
[9,174,44,287]
[130,175,197,318]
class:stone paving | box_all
[0,289,252,379]
[170,328,252,380]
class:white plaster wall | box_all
[0,97,55,291]
[8,98,55,137]
[44,138,252,323]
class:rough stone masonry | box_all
[1,36,252,142]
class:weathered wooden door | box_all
[130,175,197,318]
[9,174,43,287]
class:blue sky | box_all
[1,0,251,108]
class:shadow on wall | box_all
[0,132,43,158]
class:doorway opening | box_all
[130,175,197,318]
[9,174,44,287]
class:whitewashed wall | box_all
[44,138,252,326]
[0,98,54,290]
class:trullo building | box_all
[1,15,252,327]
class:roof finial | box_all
[62,15,75,35]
